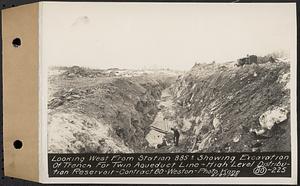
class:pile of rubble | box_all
[170,61,291,152]
[47,70,173,153]
[48,88,96,109]
[61,66,105,79]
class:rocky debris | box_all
[157,138,168,149]
[48,88,90,109]
[170,61,290,152]
[277,72,291,90]
[212,117,221,129]
[48,67,178,153]
[61,66,105,79]
[251,140,263,148]
[181,118,193,132]
[48,59,290,153]
[48,98,64,109]
[257,51,289,64]
[233,135,241,143]
[193,132,212,152]
[252,147,260,152]
[249,128,272,139]
[276,57,289,63]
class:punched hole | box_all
[12,38,21,48]
[13,140,23,149]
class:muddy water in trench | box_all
[145,88,177,147]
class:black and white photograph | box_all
[0,1,297,184]
[46,3,294,154]
[39,2,297,182]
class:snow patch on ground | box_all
[48,112,132,153]
[259,107,288,130]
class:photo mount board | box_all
[2,2,298,184]
[2,3,39,182]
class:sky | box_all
[41,2,296,70]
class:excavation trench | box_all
[145,87,178,148]
[48,62,291,153]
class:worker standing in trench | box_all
[171,127,180,146]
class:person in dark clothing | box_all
[171,127,180,146]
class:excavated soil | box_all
[170,61,291,153]
[48,60,291,153]
[48,67,179,153]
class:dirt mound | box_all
[48,112,132,153]
[48,61,290,153]
[170,61,291,152]
[60,66,106,79]
[48,69,178,153]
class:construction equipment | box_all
[150,126,169,134]
[236,55,258,67]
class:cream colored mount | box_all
[2,3,39,181]
[1,2,297,184]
